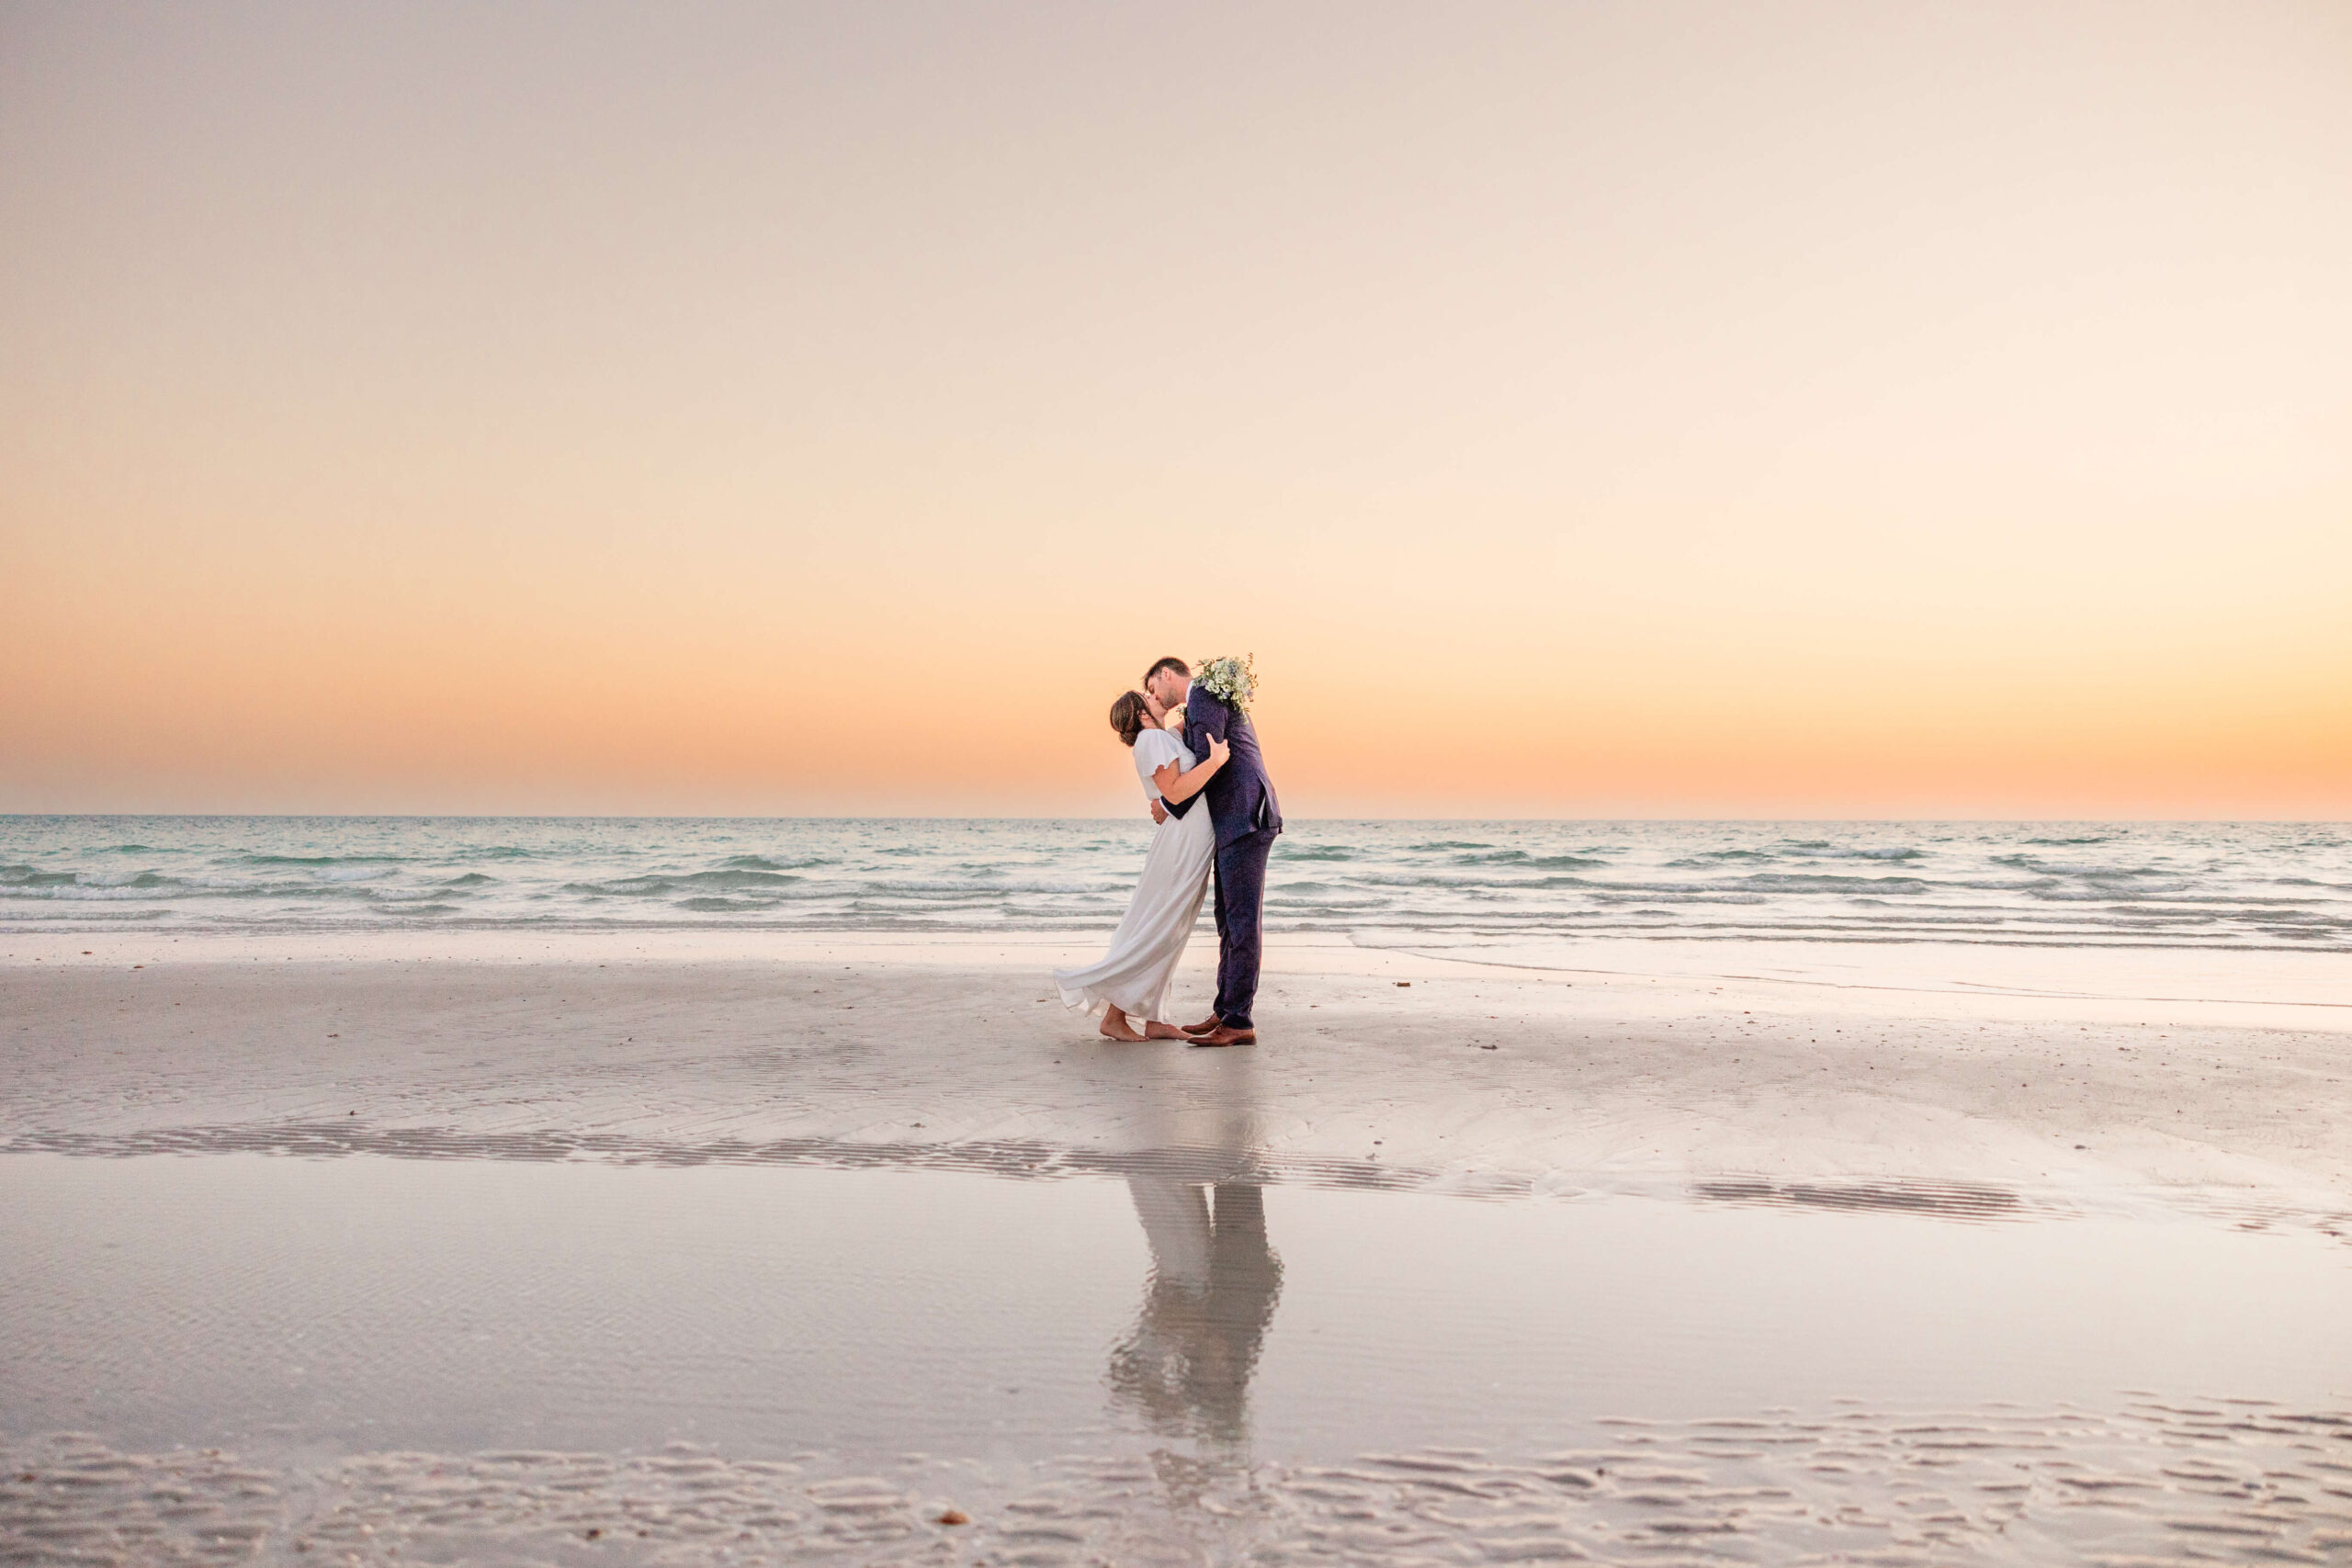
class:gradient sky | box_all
[4,1,2347,818]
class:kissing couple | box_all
[1054,656,1283,1047]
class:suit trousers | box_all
[1209,829,1277,1029]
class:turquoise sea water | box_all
[3,817,2346,953]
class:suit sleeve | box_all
[1159,698,1217,819]
[1162,694,1227,819]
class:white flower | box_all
[1195,653,1258,713]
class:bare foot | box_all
[1142,1021,1187,1040]
[1098,1007,1147,1043]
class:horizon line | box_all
[4,812,2346,828]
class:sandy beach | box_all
[8,930,2350,1213]
[7,931,2352,1564]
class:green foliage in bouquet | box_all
[1194,654,1257,714]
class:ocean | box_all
[4,816,2346,955]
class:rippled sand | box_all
[11,1404,2352,1566]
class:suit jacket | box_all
[1165,682,1282,845]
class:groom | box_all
[1143,656,1282,1047]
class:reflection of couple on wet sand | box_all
[1111,1177,1283,1447]
[1097,1013,1283,1450]
[1055,656,1283,1049]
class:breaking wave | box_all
[0,818,2345,953]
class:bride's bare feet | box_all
[1141,1021,1187,1040]
[1098,1007,1147,1043]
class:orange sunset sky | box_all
[3,1,2347,819]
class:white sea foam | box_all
[1,818,2346,961]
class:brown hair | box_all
[1109,690,1151,748]
[1142,656,1189,684]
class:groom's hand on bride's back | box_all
[1149,799,1168,825]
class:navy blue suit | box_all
[1163,682,1281,1028]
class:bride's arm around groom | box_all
[1142,657,1280,1046]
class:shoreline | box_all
[6,924,2349,1026]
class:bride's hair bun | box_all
[1109,691,1151,748]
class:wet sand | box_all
[9,1151,2352,1563]
[6,930,2350,1216]
[6,932,2352,1565]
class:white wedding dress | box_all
[1054,727,1215,1022]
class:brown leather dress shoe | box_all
[1189,1024,1256,1047]
[1180,1015,1222,1036]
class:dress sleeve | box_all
[1132,729,1181,798]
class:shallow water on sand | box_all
[6,1151,2350,1564]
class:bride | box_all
[1054,687,1230,1041]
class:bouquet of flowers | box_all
[1194,654,1257,713]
